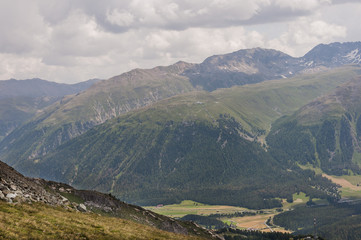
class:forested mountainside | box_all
[29,111,339,209]
[267,77,361,175]
[8,68,361,208]
[274,201,361,240]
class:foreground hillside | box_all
[0,161,218,239]
[0,202,205,240]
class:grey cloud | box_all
[0,1,49,54]
[35,0,329,33]
[0,0,358,83]
[333,0,361,4]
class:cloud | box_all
[0,0,357,83]
[267,17,347,56]
[35,0,328,33]
[0,1,50,54]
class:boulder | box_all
[0,190,4,199]
[77,203,87,212]
[6,193,17,199]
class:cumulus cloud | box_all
[267,17,347,56]
[0,0,357,83]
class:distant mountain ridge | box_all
[0,78,100,140]
[0,78,100,99]
[184,48,301,91]
[302,41,361,68]
[184,42,361,90]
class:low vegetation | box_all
[0,201,205,240]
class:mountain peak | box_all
[302,41,361,67]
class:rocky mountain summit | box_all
[302,41,361,68]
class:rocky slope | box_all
[0,160,219,239]
[0,160,67,205]
[302,42,361,69]
[183,47,302,91]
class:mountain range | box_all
[1,41,361,210]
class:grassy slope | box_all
[0,201,204,240]
[42,64,195,126]
[145,200,249,218]
[0,64,196,167]
[76,66,361,135]
[209,67,360,133]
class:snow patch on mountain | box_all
[344,49,361,64]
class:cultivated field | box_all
[145,200,249,218]
[145,199,300,233]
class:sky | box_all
[0,0,361,83]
